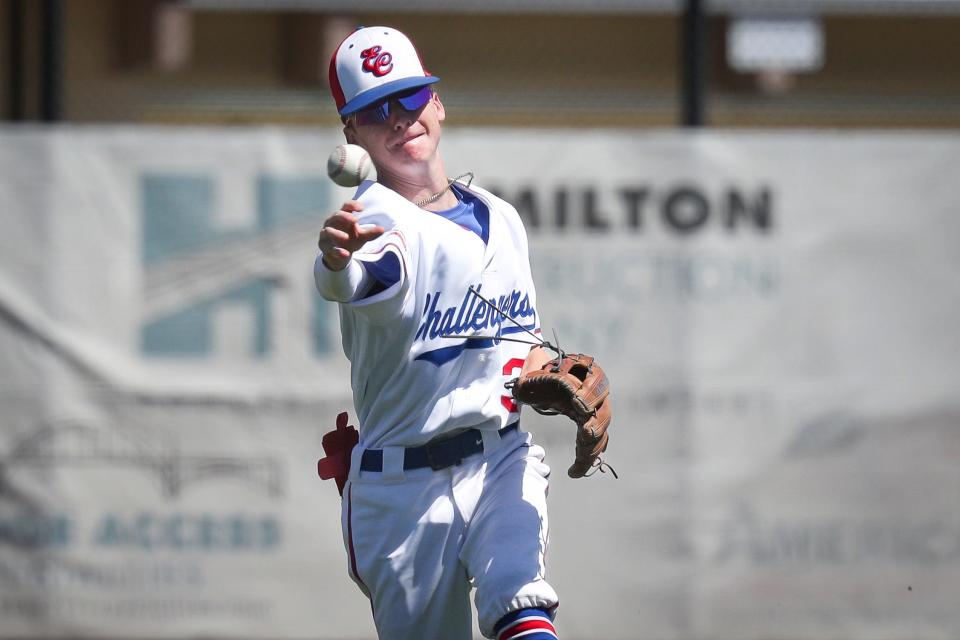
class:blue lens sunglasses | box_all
[351,86,434,127]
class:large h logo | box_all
[140,173,331,359]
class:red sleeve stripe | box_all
[497,618,558,640]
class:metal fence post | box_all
[41,0,63,122]
[682,0,706,127]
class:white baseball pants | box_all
[340,426,559,639]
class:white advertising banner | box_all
[0,127,958,639]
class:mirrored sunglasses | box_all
[352,86,434,127]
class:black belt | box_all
[359,423,519,472]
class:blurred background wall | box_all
[1,2,959,640]
[4,0,960,127]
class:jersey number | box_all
[501,358,524,413]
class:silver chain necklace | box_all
[414,172,474,208]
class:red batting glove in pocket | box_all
[317,412,359,496]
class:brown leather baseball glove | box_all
[507,353,613,478]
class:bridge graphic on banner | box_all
[140,173,332,358]
[0,420,283,499]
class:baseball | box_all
[327,143,374,187]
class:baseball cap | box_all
[329,26,441,117]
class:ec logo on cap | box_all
[361,46,393,77]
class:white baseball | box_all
[327,144,375,187]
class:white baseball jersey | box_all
[315,179,559,639]
[314,180,540,448]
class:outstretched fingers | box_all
[318,201,385,270]
[353,222,385,244]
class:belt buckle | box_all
[425,448,442,471]
[424,441,454,471]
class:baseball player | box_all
[315,25,562,640]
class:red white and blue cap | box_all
[329,26,440,117]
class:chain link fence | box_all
[4,0,960,127]
[710,12,960,127]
